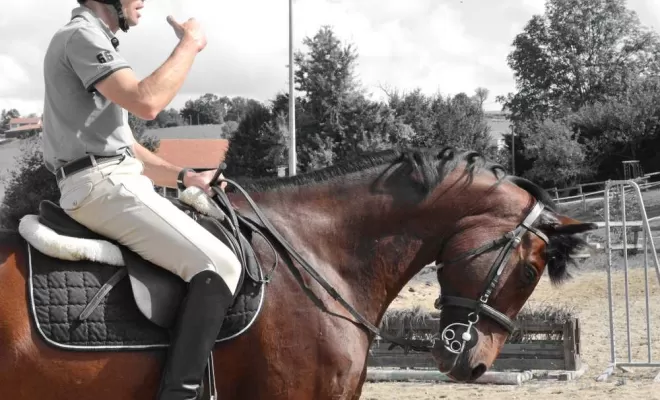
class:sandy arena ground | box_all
[361,250,660,399]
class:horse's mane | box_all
[231,145,581,284]
[233,146,506,193]
[0,229,20,245]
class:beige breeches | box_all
[57,155,241,294]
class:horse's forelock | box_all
[545,231,587,285]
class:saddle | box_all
[19,186,273,351]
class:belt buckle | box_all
[56,167,66,182]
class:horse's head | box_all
[388,147,596,382]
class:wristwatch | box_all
[177,168,192,191]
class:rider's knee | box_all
[208,252,242,295]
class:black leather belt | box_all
[56,149,132,182]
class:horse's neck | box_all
[239,180,429,327]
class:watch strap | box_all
[177,168,191,191]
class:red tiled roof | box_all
[5,123,42,132]
[9,117,41,125]
[145,139,229,187]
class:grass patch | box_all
[379,303,575,344]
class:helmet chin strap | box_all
[107,1,129,32]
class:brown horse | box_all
[0,147,595,399]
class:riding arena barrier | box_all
[365,310,584,385]
[597,180,660,382]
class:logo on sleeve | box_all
[96,51,114,64]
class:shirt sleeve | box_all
[66,25,131,92]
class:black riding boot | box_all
[157,270,234,400]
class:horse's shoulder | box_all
[0,229,21,247]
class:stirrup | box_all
[202,355,217,400]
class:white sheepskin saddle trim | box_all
[18,214,125,266]
[178,186,226,221]
[17,187,223,265]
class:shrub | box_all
[0,137,58,230]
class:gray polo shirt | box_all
[42,6,135,173]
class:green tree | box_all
[570,76,660,177]
[180,93,225,125]
[261,112,291,169]
[339,94,411,156]
[128,113,160,152]
[1,109,21,131]
[519,119,591,187]
[385,87,433,145]
[473,87,489,109]
[294,25,359,123]
[499,0,660,122]
[294,25,360,162]
[0,111,163,230]
[146,108,184,128]
[431,92,493,153]
[0,137,58,229]
[223,96,255,123]
[270,92,324,172]
[386,88,492,152]
[224,101,274,178]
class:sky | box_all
[1,0,659,117]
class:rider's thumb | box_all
[166,15,182,30]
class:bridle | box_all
[207,162,550,355]
[433,201,549,355]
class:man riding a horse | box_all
[42,1,237,398]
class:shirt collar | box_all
[71,6,120,50]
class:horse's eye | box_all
[522,264,538,285]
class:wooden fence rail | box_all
[368,318,580,372]
[545,174,660,209]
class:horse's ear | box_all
[436,147,454,161]
[540,213,598,236]
[402,152,427,189]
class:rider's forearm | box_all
[138,39,198,118]
[133,141,187,188]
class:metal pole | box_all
[511,126,515,176]
[605,182,616,366]
[288,0,297,176]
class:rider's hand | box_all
[183,169,227,196]
[166,16,207,52]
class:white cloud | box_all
[0,98,43,115]
[0,55,30,93]
[635,0,660,31]
[520,0,546,14]
[1,0,658,117]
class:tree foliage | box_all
[386,88,494,153]
[0,114,162,229]
[570,76,660,177]
[180,93,226,125]
[146,108,185,129]
[294,25,359,134]
[499,0,660,122]
[1,109,21,132]
[0,137,58,229]
[128,113,160,152]
[519,120,591,187]
[223,101,275,178]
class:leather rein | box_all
[207,173,548,354]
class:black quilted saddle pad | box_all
[27,244,265,351]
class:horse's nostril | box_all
[470,363,487,381]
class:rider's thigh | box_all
[63,163,241,293]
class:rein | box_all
[209,177,434,353]
[206,173,547,356]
